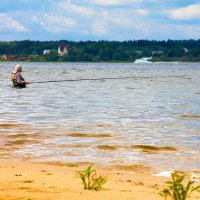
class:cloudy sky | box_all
[0,0,200,41]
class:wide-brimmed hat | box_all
[13,64,22,73]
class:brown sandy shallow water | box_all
[0,160,199,200]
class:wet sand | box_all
[0,160,199,200]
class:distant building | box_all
[135,51,143,55]
[152,51,164,56]
[2,54,10,60]
[43,50,51,55]
[58,44,69,56]
[7,55,30,61]
[184,48,189,53]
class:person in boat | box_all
[10,64,29,88]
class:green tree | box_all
[44,50,59,61]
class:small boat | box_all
[134,57,152,64]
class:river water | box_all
[0,62,200,174]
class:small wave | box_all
[154,170,200,181]
[96,124,114,128]
[153,171,172,177]
[67,133,114,138]
[0,123,30,128]
[56,144,90,148]
[129,145,177,152]
[7,133,49,139]
[5,139,39,146]
[96,145,120,150]
[181,114,200,118]
[95,144,176,152]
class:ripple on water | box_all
[57,144,91,148]
[95,124,115,128]
[181,114,200,118]
[67,132,115,138]
[0,123,30,128]
[0,62,200,173]
[97,145,121,150]
[6,133,50,139]
[4,139,39,146]
[96,144,177,152]
[129,145,177,152]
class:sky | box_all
[0,0,200,41]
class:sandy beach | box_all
[0,160,199,200]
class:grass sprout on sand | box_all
[160,172,200,200]
[77,164,107,190]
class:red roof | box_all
[2,54,10,59]
[59,44,69,52]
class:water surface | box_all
[0,62,200,173]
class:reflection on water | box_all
[0,62,200,173]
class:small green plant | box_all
[77,164,107,190]
[160,172,200,200]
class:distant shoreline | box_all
[1,60,200,63]
[1,40,200,62]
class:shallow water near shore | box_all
[0,62,200,174]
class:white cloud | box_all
[92,21,107,36]
[88,9,131,37]
[87,7,150,38]
[0,13,27,32]
[100,10,131,25]
[137,22,200,40]
[175,25,200,38]
[13,0,149,39]
[168,4,200,20]
[58,1,94,16]
[31,16,39,22]
[136,8,148,16]
[91,0,141,6]
[40,14,76,33]
[2,0,198,40]
[36,1,149,37]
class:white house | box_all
[184,48,189,53]
[58,44,69,56]
[152,51,164,56]
[43,50,51,55]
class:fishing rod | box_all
[30,76,152,84]
[29,74,186,84]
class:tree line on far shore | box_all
[0,39,200,62]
